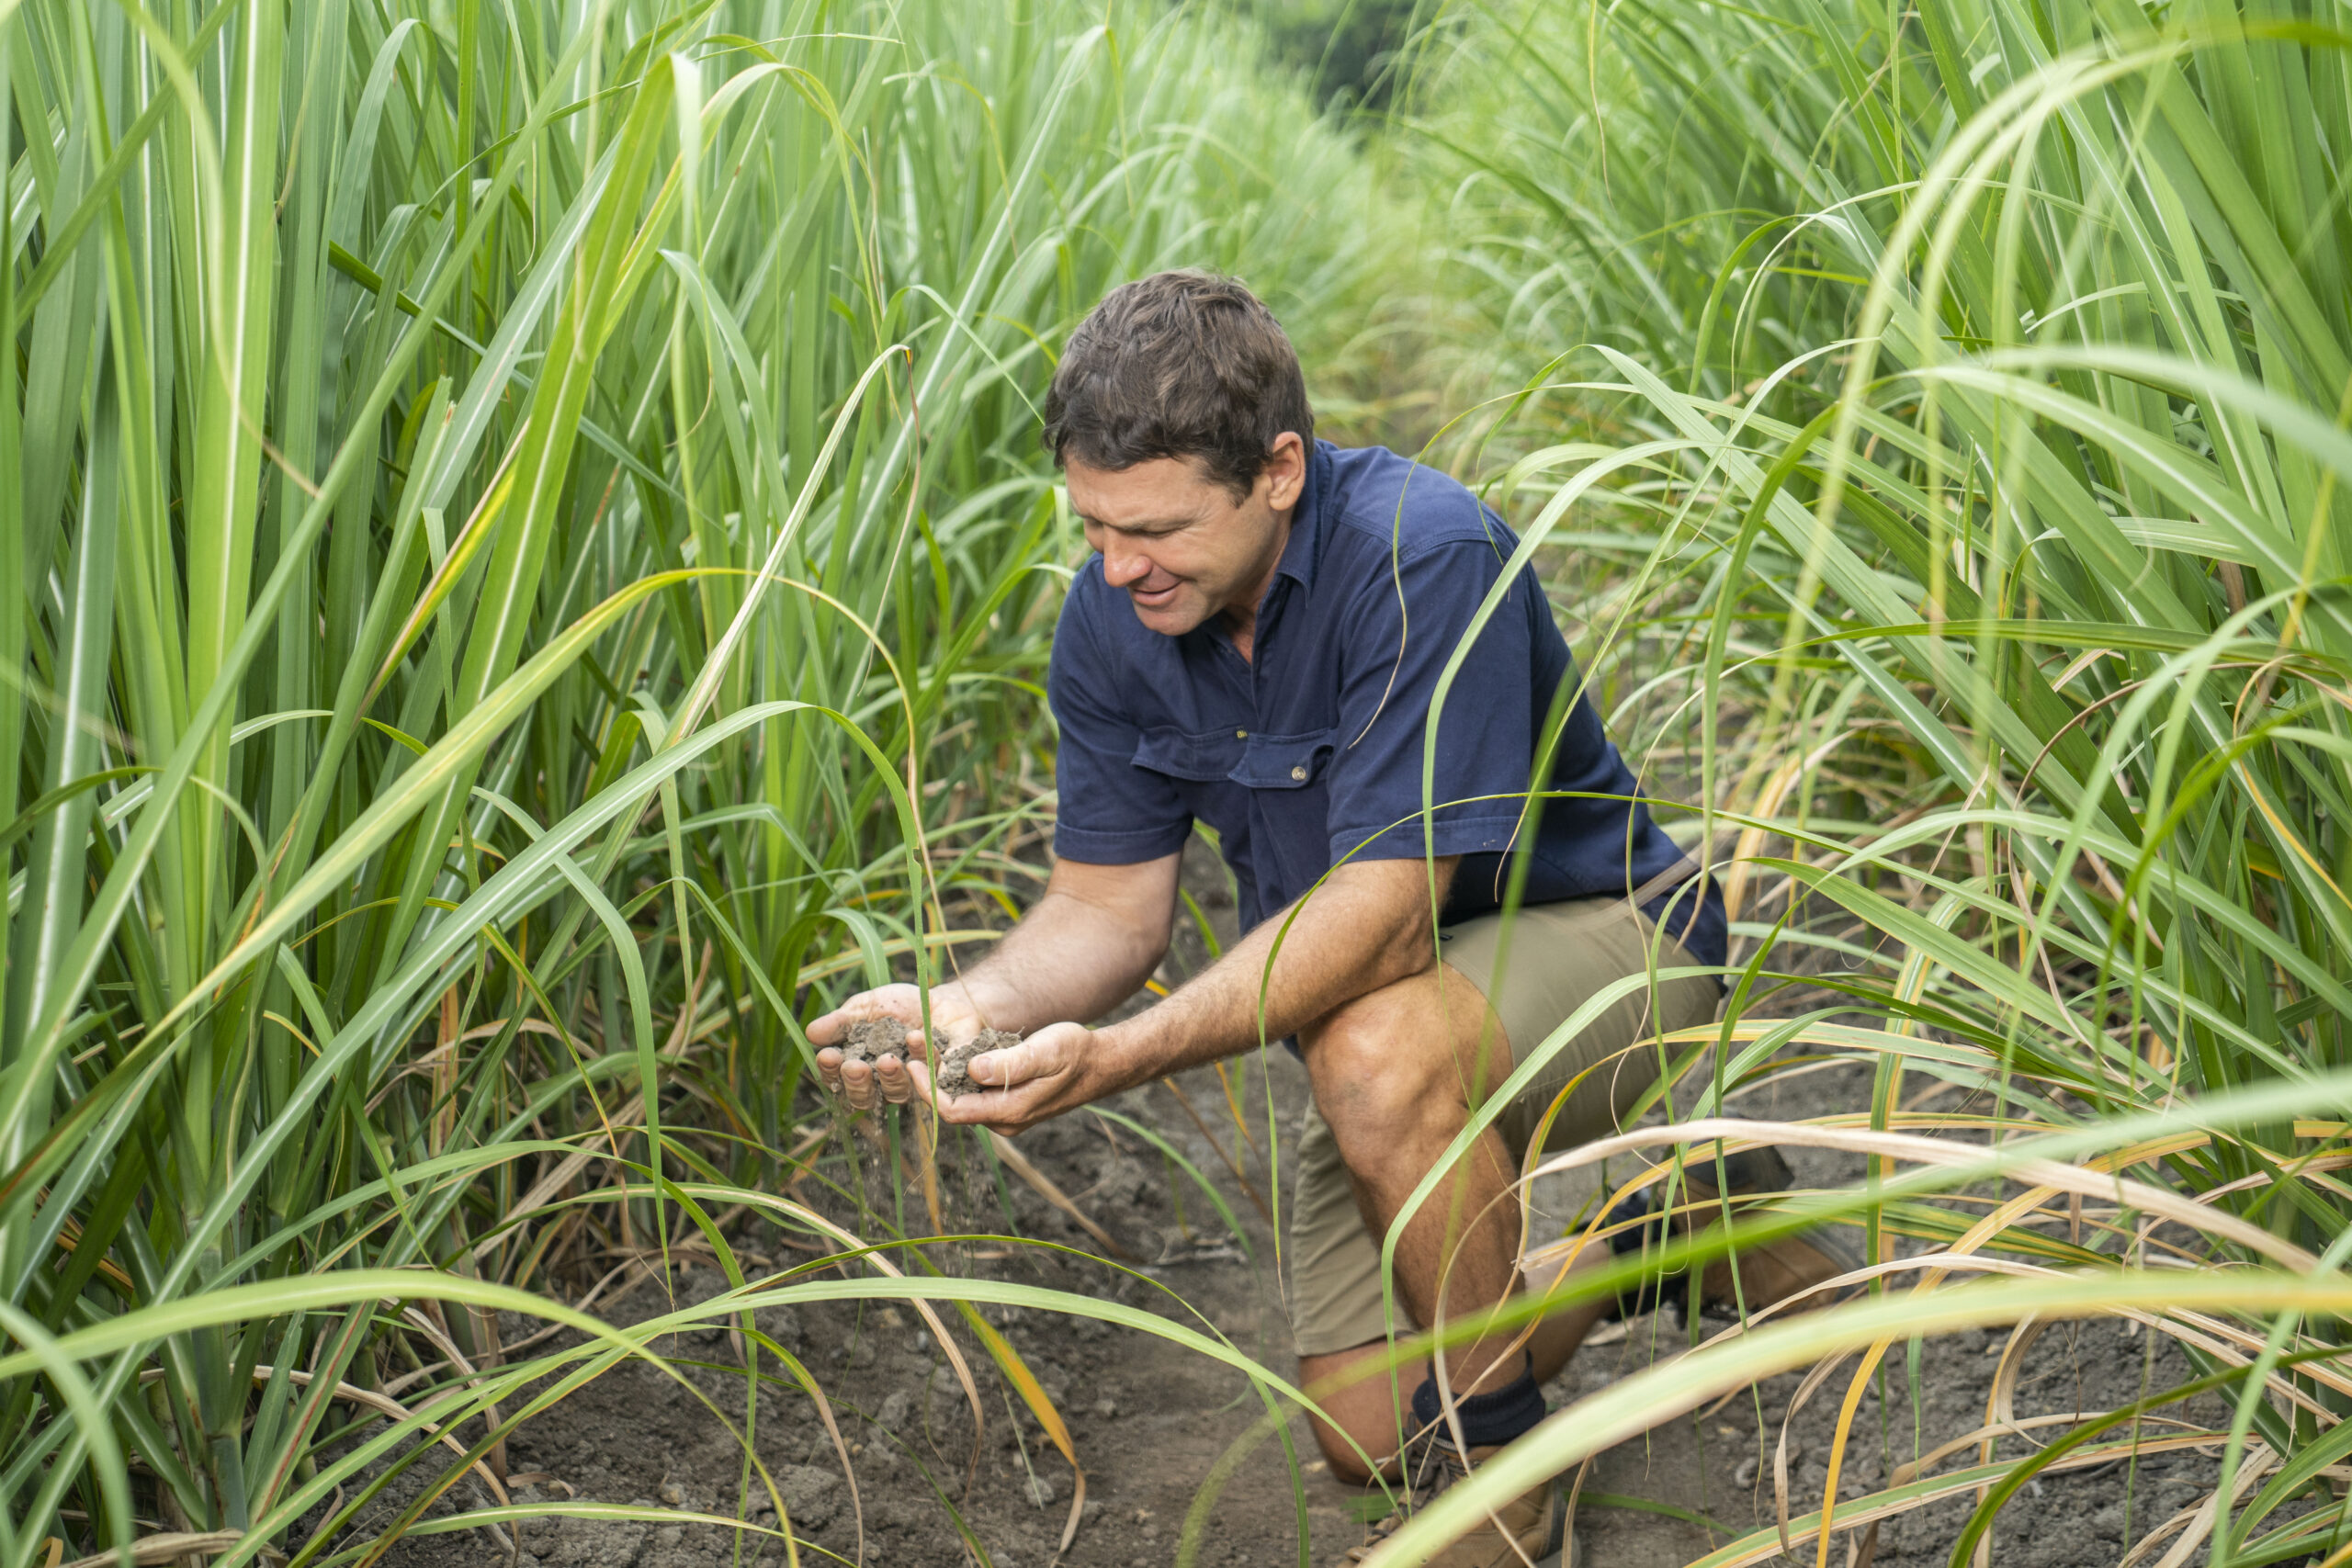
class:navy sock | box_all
[1409,1359,1546,1449]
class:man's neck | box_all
[1219,513,1294,664]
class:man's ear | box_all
[1262,431,1307,511]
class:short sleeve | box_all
[1325,539,1540,865]
[1046,588,1195,864]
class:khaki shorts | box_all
[1286,896,1721,1357]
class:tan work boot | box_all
[1346,1439,1572,1567]
[1604,1140,1858,1323]
[1696,1217,1855,1318]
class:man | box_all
[811,272,1826,1565]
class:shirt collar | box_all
[1272,439,1332,592]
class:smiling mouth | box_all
[1128,581,1181,606]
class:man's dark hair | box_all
[1042,271,1314,500]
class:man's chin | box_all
[1125,592,1207,636]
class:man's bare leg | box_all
[1299,1243,1614,1483]
[1295,960,1611,1479]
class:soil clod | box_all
[841,1015,909,1064]
[935,1027,1020,1097]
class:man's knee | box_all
[1301,984,1450,1142]
[1304,967,1506,1146]
[1301,1345,1419,1485]
[1311,1415,1383,1485]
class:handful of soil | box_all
[839,1014,909,1064]
[934,1028,1021,1098]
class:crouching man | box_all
[812,271,1835,1566]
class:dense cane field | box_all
[9,0,2352,1565]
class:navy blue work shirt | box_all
[1046,440,1726,969]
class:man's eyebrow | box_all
[1078,512,1196,534]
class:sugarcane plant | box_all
[1359,0,2352,1563]
[0,1,1401,1563]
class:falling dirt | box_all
[936,1027,1020,1098]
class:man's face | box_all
[1066,434,1306,637]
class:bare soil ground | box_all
[360,1044,2264,1568]
[362,853,2269,1568]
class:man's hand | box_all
[803,855,1177,1117]
[810,988,1103,1132]
[808,982,983,1111]
[930,1022,1105,1135]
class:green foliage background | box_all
[10,0,2352,1564]
[0,2,1402,1561]
[1375,1,2352,1563]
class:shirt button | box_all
[1235,729,1248,739]
[1290,764,1307,781]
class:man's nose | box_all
[1102,547,1152,588]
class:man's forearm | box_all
[945,895,1151,1030]
[1091,857,1456,1089]
[906,857,1459,1136]
[942,856,1180,1033]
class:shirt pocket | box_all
[1132,726,1244,783]
[1230,728,1340,789]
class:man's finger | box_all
[935,1086,1034,1129]
[839,1058,880,1111]
[814,1046,846,1093]
[874,1054,920,1105]
[966,1043,1023,1087]
[896,1055,938,1104]
[967,1035,1057,1089]
[810,998,884,1045]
